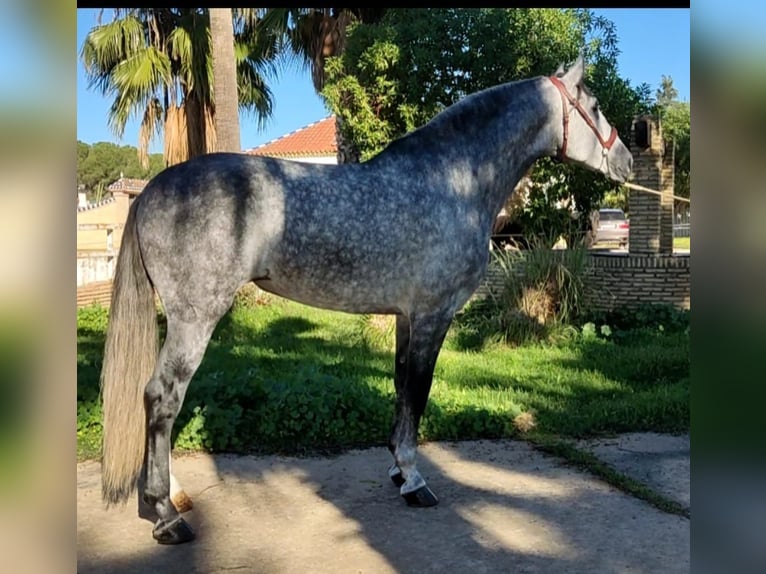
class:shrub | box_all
[173,365,394,454]
[453,244,589,348]
[581,303,690,341]
[77,304,109,333]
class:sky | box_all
[76,8,690,155]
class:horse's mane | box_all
[375,76,540,158]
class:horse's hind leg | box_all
[388,310,454,507]
[141,312,223,544]
[170,457,193,512]
[138,452,192,521]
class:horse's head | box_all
[548,57,633,183]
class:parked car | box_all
[595,208,629,247]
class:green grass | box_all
[77,298,689,460]
[592,237,690,251]
[673,236,690,250]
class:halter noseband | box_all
[548,75,617,162]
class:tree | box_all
[652,75,690,199]
[321,9,653,246]
[77,141,91,191]
[656,74,679,108]
[660,100,690,199]
[209,8,241,152]
[78,142,125,194]
[258,8,388,163]
[80,9,276,167]
[77,141,165,198]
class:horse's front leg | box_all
[387,314,410,488]
[388,310,454,507]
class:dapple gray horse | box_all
[100,57,633,544]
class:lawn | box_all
[77,297,690,460]
[673,236,690,250]
[591,237,690,251]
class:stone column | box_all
[659,141,675,254]
[628,116,674,255]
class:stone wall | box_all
[584,252,690,312]
[77,253,115,287]
[474,250,691,313]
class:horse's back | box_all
[133,152,488,315]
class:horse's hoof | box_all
[388,466,405,488]
[402,485,439,507]
[153,516,196,545]
[172,490,194,513]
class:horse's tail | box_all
[100,200,158,506]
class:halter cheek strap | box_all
[548,76,617,162]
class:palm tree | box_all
[655,75,679,109]
[258,8,387,164]
[81,9,277,167]
[209,8,241,152]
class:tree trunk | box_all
[334,115,360,164]
[183,93,209,160]
[209,8,241,153]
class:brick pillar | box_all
[659,141,675,254]
[628,116,674,255]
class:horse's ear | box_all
[563,55,585,86]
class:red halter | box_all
[548,75,617,162]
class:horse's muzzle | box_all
[609,143,633,183]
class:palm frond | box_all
[163,104,188,167]
[167,25,193,87]
[107,45,171,138]
[234,31,280,83]
[190,10,213,104]
[258,8,364,91]
[82,7,278,162]
[232,8,262,34]
[138,97,163,169]
[167,11,213,102]
[256,8,293,41]
[235,56,274,130]
[163,97,215,166]
[80,15,147,95]
[257,8,313,73]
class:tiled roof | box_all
[247,116,337,158]
[107,177,148,195]
[77,196,116,213]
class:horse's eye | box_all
[592,105,599,115]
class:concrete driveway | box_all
[77,435,689,574]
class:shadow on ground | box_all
[77,439,689,574]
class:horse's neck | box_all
[464,80,557,219]
[477,135,547,224]
[417,78,558,220]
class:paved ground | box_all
[576,433,690,510]
[77,434,689,574]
